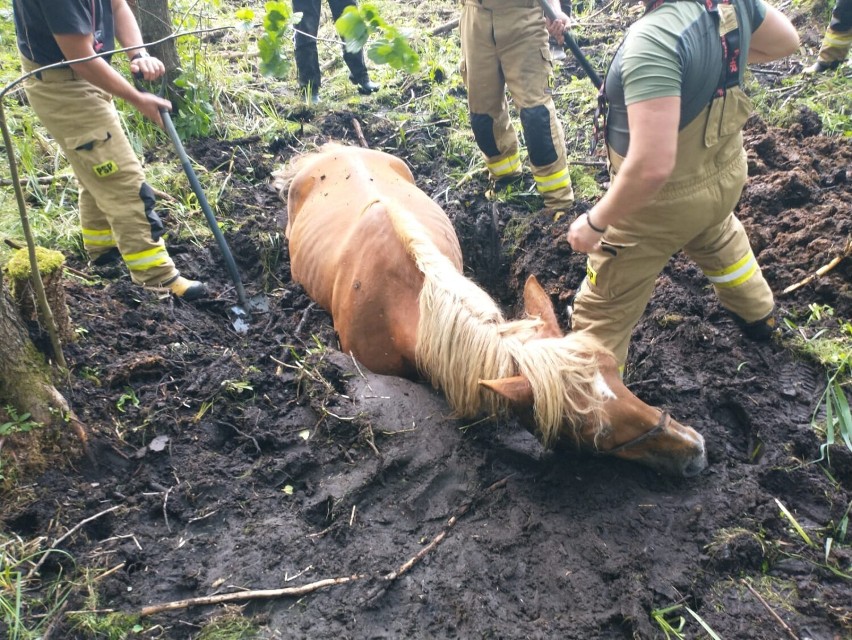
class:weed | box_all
[116,387,140,414]
[0,407,40,437]
[650,604,722,639]
[783,305,852,462]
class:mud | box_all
[3,16,852,640]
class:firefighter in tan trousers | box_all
[804,0,852,73]
[12,0,207,300]
[460,0,575,212]
[567,0,800,370]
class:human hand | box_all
[545,11,573,45]
[132,92,172,127]
[567,212,605,254]
[130,54,166,82]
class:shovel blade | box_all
[228,305,251,333]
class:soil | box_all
[3,9,852,640]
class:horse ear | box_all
[479,375,534,407]
[523,275,562,338]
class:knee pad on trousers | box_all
[520,105,558,167]
[471,113,501,158]
[140,182,166,242]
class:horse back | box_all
[285,146,462,377]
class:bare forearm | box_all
[112,0,147,61]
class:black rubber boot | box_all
[733,311,777,341]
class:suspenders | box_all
[592,0,744,152]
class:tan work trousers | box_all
[460,0,574,209]
[21,58,178,286]
[572,92,775,367]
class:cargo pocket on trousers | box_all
[539,46,556,94]
[67,128,121,179]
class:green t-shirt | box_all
[605,0,767,156]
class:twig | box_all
[138,574,366,616]
[136,477,512,617]
[781,237,852,295]
[163,485,174,534]
[0,175,72,187]
[26,505,121,579]
[364,475,511,603]
[351,117,369,148]
[743,579,800,640]
[219,420,262,455]
[295,301,316,336]
[93,562,126,583]
[429,18,459,36]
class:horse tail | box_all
[380,198,514,417]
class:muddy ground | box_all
[4,7,852,640]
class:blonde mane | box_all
[382,199,607,448]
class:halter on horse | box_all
[275,144,706,477]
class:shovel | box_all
[136,73,266,332]
[537,0,603,88]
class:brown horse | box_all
[275,144,706,477]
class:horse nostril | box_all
[682,454,708,478]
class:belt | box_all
[20,57,78,82]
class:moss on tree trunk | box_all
[0,273,87,488]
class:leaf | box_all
[263,1,292,35]
[336,8,369,53]
[235,7,255,22]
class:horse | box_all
[274,144,707,477]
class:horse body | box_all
[285,145,462,377]
[278,145,707,477]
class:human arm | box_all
[567,96,679,254]
[52,31,171,126]
[748,3,799,63]
[112,0,164,81]
[50,0,171,126]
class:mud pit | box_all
[5,69,852,640]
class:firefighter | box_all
[460,0,575,213]
[566,0,799,369]
[804,0,852,73]
[293,0,380,103]
[12,0,207,300]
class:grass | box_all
[782,304,852,462]
[0,534,75,640]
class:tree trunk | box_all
[0,273,89,482]
[128,0,182,93]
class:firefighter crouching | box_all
[566,0,800,369]
[460,0,576,213]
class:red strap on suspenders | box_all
[591,0,742,153]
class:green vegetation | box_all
[783,304,852,462]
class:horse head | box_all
[480,276,707,477]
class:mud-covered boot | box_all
[733,311,777,341]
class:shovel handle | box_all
[133,72,250,311]
[537,0,603,88]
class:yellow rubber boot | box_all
[163,275,208,301]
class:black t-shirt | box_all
[14,0,116,65]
